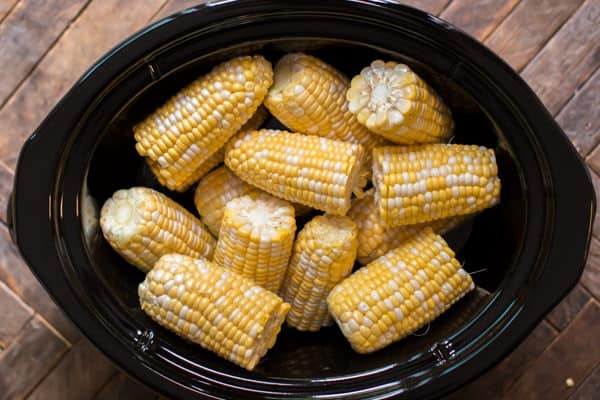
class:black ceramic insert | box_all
[8,1,595,399]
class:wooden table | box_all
[0,0,598,399]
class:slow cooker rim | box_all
[9,1,595,399]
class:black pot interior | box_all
[83,39,525,378]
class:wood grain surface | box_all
[0,0,597,399]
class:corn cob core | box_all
[225,129,367,215]
[264,53,389,157]
[99,187,215,273]
[213,193,296,292]
[347,60,454,144]
[280,215,358,331]
[134,55,273,192]
[194,166,312,237]
[348,190,465,265]
[327,228,474,353]
[139,254,290,370]
[373,144,501,227]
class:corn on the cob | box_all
[373,144,500,227]
[134,55,273,192]
[150,105,271,192]
[280,215,358,331]
[148,147,225,192]
[348,190,465,265]
[327,227,474,353]
[225,129,366,215]
[99,187,215,272]
[213,192,296,292]
[194,166,258,236]
[139,254,290,370]
[347,60,454,144]
[264,53,389,156]
[194,166,312,237]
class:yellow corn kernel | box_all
[280,215,358,331]
[225,129,367,215]
[348,190,465,265]
[327,227,474,353]
[213,193,296,292]
[139,254,290,370]
[99,187,215,272]
[134,55,273,192]
[264,53,389,159]
[373,144,501,227]
[347,60,454,144]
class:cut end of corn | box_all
[348,190,466,265]
[139,254,290,370]
[134,55,273,192]
[347,60,454,144]
[281,214,358,331]
[373,144,501,227]
[225,129,367,215]
[327,227,474,353]
[214,192,296,292]
[99,187,215,272]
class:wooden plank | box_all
[504,301,600,399]
[570,364,600,399]
[0,0,166,171]
[0,224,80,343]
[0,160,11,224]
[557,67,600,156]
[0,0,89,106]
[392,0,451,15]
[28,338,115,400]
[592,170,600,238]
[440,0,519,42]
[93,373,158,400]
[0,0,18,22]
[520,0,600,115]
[586,145,600,176]
[0,280,32,348]
[484,0,583,72]
[547,284,591,330]
[448,320,558,399]
[582,236,600,299]
[0,316,69,400]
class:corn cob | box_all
[99,187,215,272]
[194,166,256,236]
[134,55,273,192]
[213,192,296,292]
[327,227,474,353]
[147,147,225,192]
[194,166,312,237]
[347,60,454,144]
[264,53,389,156]
[348,190,465,265]
[150,105,271,192]
[139,254,290,370]
[373,144,500,227]
[225,129,366,215]
[280,215,358,331]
